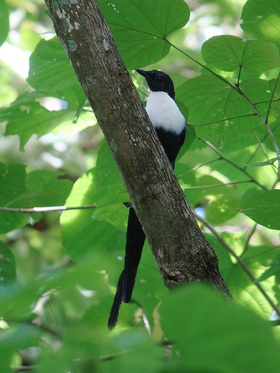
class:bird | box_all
[108,69,186,329]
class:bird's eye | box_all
[156,76,163,82]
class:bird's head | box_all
[136,69,175,99]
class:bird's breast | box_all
[145,91,185,134]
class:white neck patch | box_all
[145,91,185,134]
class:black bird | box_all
[108,69,186,329]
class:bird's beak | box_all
[135,69,150,79]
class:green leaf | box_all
[0,241,16,284]
[94,140,129,230]
[23,170,72,206]
[257,255,280,282]
[0,163,29,233]
[240,189,280,230]
[241,0,280,44]
[27,37,85,107]
[202,36,280,73]
[60,169,125,261]
[160,285,280,372]
[0,0,9,46]
[98,0,190,69]
[177,75,270,147]
[2,92,92,149]
[0,165,73,233]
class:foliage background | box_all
[0,0,279,371]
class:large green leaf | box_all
[202,36,280,73]
[2,92,93,149]
[60,169,125,261]
[0,163,29,233]
[98,0,190,69]
[94,140,129,229]
[240,189,280,230]
[0,164,73,233]
[23,170,73,206]
[176,75,270,147]
[241,0,280,45]
[161,285,280,372]
[27,37,85,107]
[0,0,9,46]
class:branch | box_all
[0,205,96,214]
[45,0,231,298]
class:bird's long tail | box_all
[108,208,145,329]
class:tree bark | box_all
[45,0,232,298]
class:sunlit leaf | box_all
[225,261,277,318]
[241,0,280,45]
[245,156,280,167]
[202,36,280,73]
[60,169,125,261]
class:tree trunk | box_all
[45,0,232,298]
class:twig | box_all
[201,139,267,190]
[0,205,97,214]
[242,224,257,255]
[194,213,280,318]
